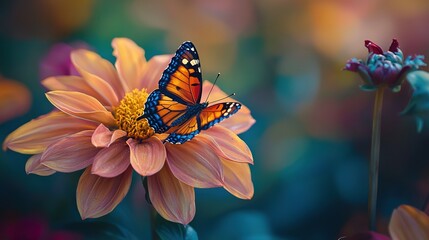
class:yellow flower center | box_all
[114,89,154,140]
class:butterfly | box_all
[138,41,241,144]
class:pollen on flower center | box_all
[114,89,154,140]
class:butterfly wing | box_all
[159,41,202,105]
[166,102,242,144]
[142,90,188,133]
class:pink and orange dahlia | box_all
[3,38,255,224]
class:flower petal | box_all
[221,158,253,199]
[45,90,116,126]
[3,111,98,154]
[365,40,383,54]
[91,141,130,178]
[140,54,172,92]
[41,130,98,172]
[71,49,120,106]
[166,140,223,188]
[25,154,56,176]
[112,38,147,92]
[42,76,105,103]
[91,123,126,148]
[389,39,400,53]
[389,205,429,240]
[126,137,166,176]
[147,165,195,224]
[197,125,253,164]
[77,166,132,219]
[201,81,255,134]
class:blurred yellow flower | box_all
[0,76,31,124]
[389,205,429,240]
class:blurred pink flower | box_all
[3,38,255,224]
[0,216,81,240]
[0,76,31,124]
[39,42,89,79]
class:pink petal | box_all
[45,90,116,126]
[3,111,98,154]
[126,137,166,176]
[389,205,429,239]
[201,81,255,134]
[147,165,195,224]
[197,125,253,164]
[166,140,223,188]
[42,76,106,104]
[112,38,147,92]
[41,130,98,173]
[221,158,254,199]
[71,49,121,106]
[365,40,383,54]
[389,39,400,53]
[77,166,132,219]
[25,154,56,176]
[140,54,172,92]
[91,124,126,148]
[91,141,130,178]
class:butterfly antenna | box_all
[209,93,236,104]
[205,73,220,103]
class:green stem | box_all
[141,176,159,240]
[369,86,385,230]
[150,206,159,240]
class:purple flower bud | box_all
[345,39,426,92]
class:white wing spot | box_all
[190,59,199,66]
[182,59,189,65]
[191,47,195,51]
[198,67,201,72]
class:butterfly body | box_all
[140,41,241,144]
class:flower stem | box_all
[369,86,385,230]
[150,206,159,240]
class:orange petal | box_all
[91,123,126,148]
[46,90,116,126]
[147,165,195,224]
[201,80,255,134]
[77,166,132,219]
[91,141,130,178]
[42,76,106,104]
[3,111,98,154]
[71,49,121,106]
[127,137,166,176]
[389,205,429,239]
[197,125,253,164]
[0,78,31,124]
[41,130,97,172]
[166,140,223,188]
[25,154,56,176]
[140,54,172,92]
[112,38,147,92]
[221,158,254,199]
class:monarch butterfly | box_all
[138,41,241,144]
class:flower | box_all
[342,205,429,240]
[389,205,429,239]
[0,75,31,124]
[39,42,89,79]
[3,38,255,224]
[344,39,426,92]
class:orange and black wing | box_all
[159,41,202,105]
[165,102,242,144]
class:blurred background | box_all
[1,0,429,239]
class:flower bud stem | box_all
[369,86,385,230]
